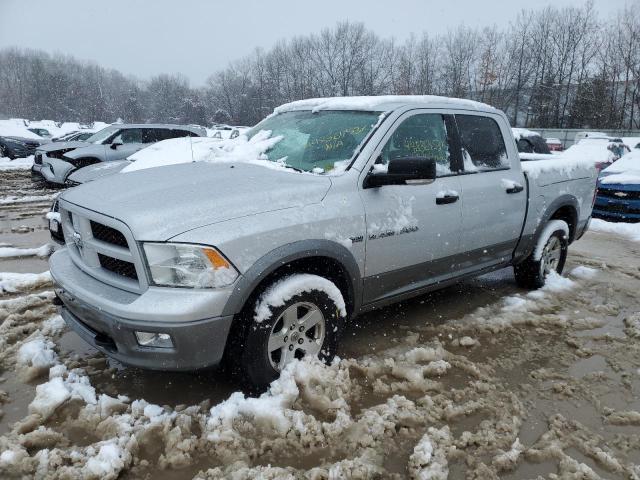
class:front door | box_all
[360,111,464,305]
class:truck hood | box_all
[61,162,332,240]
[67,160,130,184]
[37,140,87,153]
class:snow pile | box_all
[85,443,127,478]
[16,337,58,380]
[122,131,284,174]
[0,123,42,140]
[0,193,56,205]
[408,426,451,479]
[253,273,346,323]
[29,367,97,419]
[522,140,602,179]
[600,150,640,184]
[493,438,524,471]
[569,266,599,280]
[0,244,53,259]
[0,156,34,171]
[590,219,640,242]
[0,271,52,294]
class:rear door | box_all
[453,113,526,272]
[360,110,464,304]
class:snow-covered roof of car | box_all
[274,95,498,114]
[512,128,542,141]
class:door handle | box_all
[436,194,459,205]
[506,184,524,194]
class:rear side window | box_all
[455,115,508,170]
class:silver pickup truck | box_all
[49,96,597,388]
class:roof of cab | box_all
[274,95,498,115]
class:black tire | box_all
[514,221,569,289]
[227,275,345,390]
[0,145,11,159]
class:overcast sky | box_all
[0,0,629,86]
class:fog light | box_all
[134,331,173,348]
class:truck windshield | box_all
[248,110,382,173]
[85,125,120,145]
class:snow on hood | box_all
[61,161,331,240]
[600,150,640,185]
[273,95,496,114]
[37,140,88,153]
[122,132,286,174]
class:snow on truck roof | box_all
[274,95,498,114]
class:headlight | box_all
[142,243,238,288]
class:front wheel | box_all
[514,220,569,289]
[230,274,346,389]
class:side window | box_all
[455,115,508,170]
[150,129,198,142]
[380,114,452,176]
[113,129,143,144]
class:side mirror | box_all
[364,157,437,188]
[110,141,122,150]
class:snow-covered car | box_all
[574,131,608,143]
[594,150,640,222]
[49,95,597,388]
[32,124,206,185]
[512,128,553,160]
[0,123,47,159]
[546,137,564,152]
[561,138,624,171]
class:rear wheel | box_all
[228,274,345,390]
[514,220,569,289]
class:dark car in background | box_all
[512,128,553,160]
[0,135,45,159]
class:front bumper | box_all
[50,249,235,371]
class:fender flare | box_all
[514,194,579,263]
[221,239,363,317]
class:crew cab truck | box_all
[49,96,596,388]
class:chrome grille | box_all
[59,202,147,293]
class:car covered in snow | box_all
[32,124,206,185]
[545,137,564,152]
[512,128,553,160]
[593,150,640,222]
[49,96,597,388]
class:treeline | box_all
[1,2,639,129]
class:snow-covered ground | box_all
[0,170,639,479]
